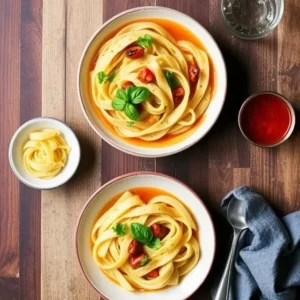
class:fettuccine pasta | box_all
[23,129,70,179]
[91,20,211,143]
[91,190,200,291]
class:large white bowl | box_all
[78,6,227,157]
[76,172,216,300]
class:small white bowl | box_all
[78,6,227,158]
[9,117,81,190]
[76,172,216,300]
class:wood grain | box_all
[65,0,102,298]
[41,2,67,298]
[277,0,300,214]
[20,1,42,300]
[0,278,19,300]
[0,0,20,278]
[41,0,102,299]
[233,169,250,187]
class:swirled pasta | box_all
[90,21,211,142]
[91,190,200,291]
[23,129,70,179]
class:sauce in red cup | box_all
[238,92,295,147]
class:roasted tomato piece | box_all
[188,63,199,83]
[137,67,155,83]
[150,224,169,239]
[129,253,146,269]
[146,268,159,278]
[128,239,143,256]
[125,46,144,59]
[172,87,185,105]
[121,81,134,90]
[172,87,184,98]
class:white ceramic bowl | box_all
[78,6,227,157]
[76,172,216,300]
[9,117,81,189]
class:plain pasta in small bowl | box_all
[9,117,80,189]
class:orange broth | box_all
[89,18,216,147]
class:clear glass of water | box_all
[221,0,284,39]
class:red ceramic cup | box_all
[238,92,296,147]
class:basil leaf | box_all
[125,103,139,121]
[130,223,153,244]
[125,85,138,101]
[116,89,128,102]
[140,256,150,267]
[97,71,108,84]
[131,87,150,104]
[112,98,126,111]
[164,70,179,89]
[107,69,117,82]
[147,237,161,250]
[137,34,153,48]
[112,223,126,236]
[127,121,135,127]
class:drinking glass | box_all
[221,0,284,39]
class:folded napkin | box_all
[214,186,300,300]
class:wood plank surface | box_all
[0,0,20,280]
[277,0,300,213]
[41,0,101,299]
[1,0,300,299]
[20,1,42,300]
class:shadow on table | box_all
[64,130,99,187]
[212,41,250,131]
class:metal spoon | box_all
[214,198,248,300]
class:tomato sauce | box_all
[239,93,292,146]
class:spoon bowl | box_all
[214,198,248,300]
[227,198,248,230]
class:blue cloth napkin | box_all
[215,186,300,300]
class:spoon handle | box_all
[214,229,242,300]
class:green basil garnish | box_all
[130,223,161,250]
[111,86,151,121]
[115,89,128,102]
[97,69,118,84]
[124,103,139,120]
[131,87,150,104]
[111,98,126,111]
[140,256,151,266]
[137,34,153,48]
[131,223,153,244]
[97,71,108,84]
[147,237,161,250]
[164,70,179,89]
[112,223,126,236]
[127,121,135,127]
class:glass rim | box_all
[221,0,285,40]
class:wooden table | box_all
[1,0,300,299]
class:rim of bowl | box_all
[221,0,285,40]
[8,117,81,190]
[75,171,216,300]
[77,6,227,158]
[238,91,296,148]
